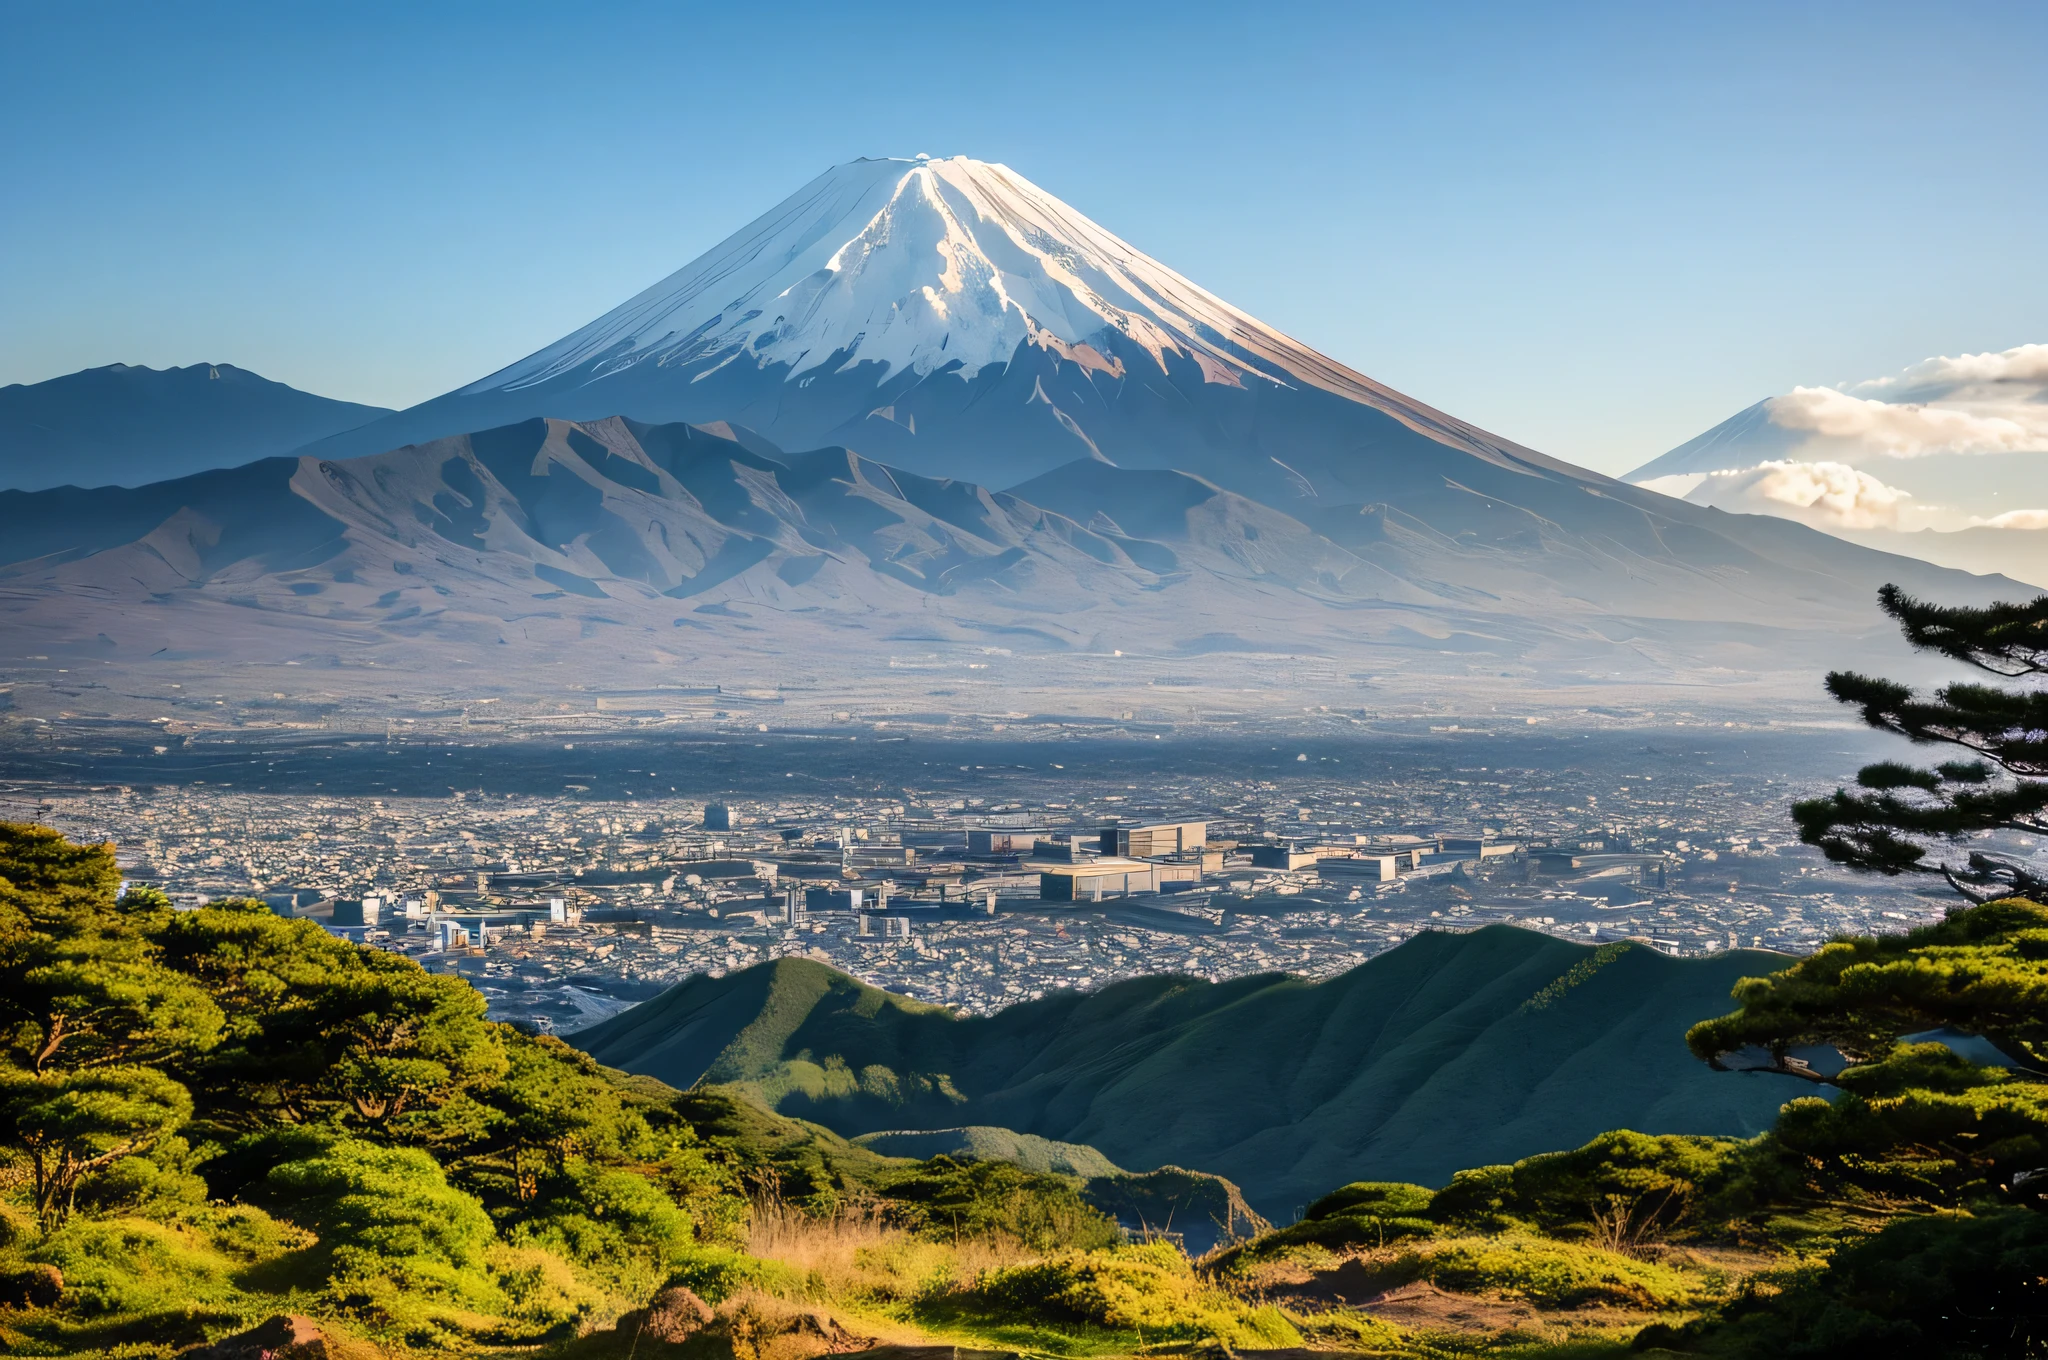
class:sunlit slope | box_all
[570,925,1806,1214]
[853,1126,1127,1179]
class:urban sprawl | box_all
[7,749,1955,1033]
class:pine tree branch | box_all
[1879,584,2048,677]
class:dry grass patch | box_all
[745,1199,1038,1310]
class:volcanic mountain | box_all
[302,155,1574,504]
[287,155,1777,526]
[1623,344,2048,589]
[0,156,2023,706]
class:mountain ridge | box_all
[0,361,391,491]
[0,413,2019,696]
[567,926,1812,1216]
[0,159,2032,700]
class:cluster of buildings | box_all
[10,730,1969,1028]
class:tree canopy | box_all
[1795,584,2048,901]
[0,817,1147,1359]
[1687,897,2048,1071]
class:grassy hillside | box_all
[854,1127,1125,1179]
[10,821,2043,1359]
[849,1126,1266,1253]
[570,927,1811,1214]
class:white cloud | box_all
[1672,459,1914,530]
[1764,385,2048,458]
[1635,341,2048,530]
[1979,508,2048,530]
[1728,459,1911,528]
[1849,342,2048,396]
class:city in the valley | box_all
[5,721,1956,1033]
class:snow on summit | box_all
[470,156,1301,395]
[313,152,1552,480]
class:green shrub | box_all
[27,1216,241,1318]
[185,1203,313,1263]
[1280,1212,1437,1254]
[1223,1210,1436,1268]
[973,1241,1303,1345]
[661,1243,804,1303]
[1239,1180,1442,1260]
[1400,1233,1706,1310]
[878,1155,1122,1251]
[199,1125,343,1203]
[487,1242,601,1332]
[1505,1130,1743,1246]
[510,1161,691,1294]
[1294,1307,1410,1351]
[263,1139,495,1273]
[1242,1182,1438,1261]
[1302,1180,1435,1221]
[1674,1208,2048,1357]
[1424,1132,1744,1244]
[655,1135,748,1247]
[0,1197,39,1251]
[73,1137,209,1219]
[1226,1303,1303,1349]
[321,1238,479,1300]
[1430,1164,1518,1228]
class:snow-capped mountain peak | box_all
[470,156,1292,394]
[314,152,1563,488]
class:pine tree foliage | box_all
[1795,583,2048,901]
[1687,897,2048,1070]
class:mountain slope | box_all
[567,928,1810,1216]
[299,156,1558,491]
[281,156,1966,593]
[1623,345,2048,590]
[0,415,1457,664]
[853,1126,1126,1179]
[1837,524,2048,590]
[0,362,391,491]
[261,157,2030,661]
[1627,401,1802,483]
[0,413,2018,695]
[0,161,2029,697]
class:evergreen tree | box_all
[470,1033,651,1202]
[0,825,220,1225]
[1687,897,2048,1070]
[154,901,507,1133]
[1794,583,2048,901]
[1688,898,2048,1206]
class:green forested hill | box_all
[9,818,2041,1358]
[570,925,1810,1214]
[853,1126,1126,1179]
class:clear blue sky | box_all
[3,0,2042,474]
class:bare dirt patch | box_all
[1237,1250,1694,1341]
[1238,1254,1540,1333]
[1352,1280,1542,1333]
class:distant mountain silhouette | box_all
[0,362,389,490]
